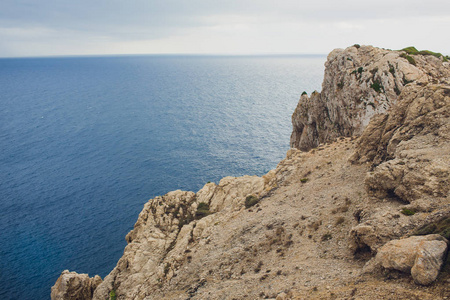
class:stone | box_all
[276,292,288,300]
[51,270,102,300]
[376,234,448,285]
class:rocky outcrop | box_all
[375,234,448,285]
[92,175,274,300]
[53,45,450,299]
[51,270,102,300]
[352,84,450,207]
[291,45,450,151]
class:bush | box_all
[195,202,211,219]
[245,195,259,208]
[401,208,416,216]
[371,81,383,93]
[300,178,309,183]
[301,91,307,96]
[110,290,117,300]
[400,47,448,62]
[401,46,419,55]
[400,53,416,65]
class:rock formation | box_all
[375,234,448,285]
[290,45,450,151]
[51,270,102,300]
[52,45,450,299]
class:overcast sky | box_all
[0,0,449,57]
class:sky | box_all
[0,0,449,57]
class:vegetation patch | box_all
[195,202,211,219]
[353,44,361,49]
[109,290,117,300]
[370,81,383,93]
[245,195,259,208]
[400,53,416,66]
[401,46,448,62]
[301,91,308,96]
[300,178,309,183]
[413,217,450,275]
[389,65,395,76]
[357,67,364,74]
[413,217,450,239]
[401,208,416,216]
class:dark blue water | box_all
[0,55,324,299]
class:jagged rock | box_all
[353,84,450,206]
[291,45,450,151]
[375,234,448,285]
[92,176,270,300]
[51,270,102,300]
[349,209,416,253]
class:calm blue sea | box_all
[0,54,325,299]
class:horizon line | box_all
[0,52,328,60]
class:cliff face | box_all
[290,45,450,151]
[52,46,450,300]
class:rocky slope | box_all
[52,45,449,300]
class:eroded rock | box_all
[375,234,448,285]
[51,270,102,300]
[291,45,450,152]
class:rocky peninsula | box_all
[52,45,450,300]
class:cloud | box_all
[0,0,449,57]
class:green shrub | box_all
[401,208,416,216]
[400,47,448,62]
[300,178,309,183]
[195,202,211,219]
[389,66,395,76]
[401,46,419,55]
[301,91,307,96]
[353,44,361,49]
[357,67,363,74]
[371,81,383,93]
[109,290,117,300]
[245,195,259,208]
[400,53,416,65]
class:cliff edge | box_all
[52,45,450,300]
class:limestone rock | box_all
[91,175,269,300]
[376,234,448,285]
[291,45,450,151]
[51,270,102,300]
[354,84,450,206]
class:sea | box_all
[0,54,325,299]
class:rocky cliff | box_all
[290,45,450,151]
[52,45,450,300]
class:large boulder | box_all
[375,234,448,285]
[51,270,102,300]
